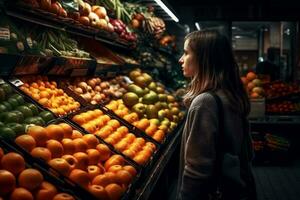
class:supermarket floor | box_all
[150,155,300,200]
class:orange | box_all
[18,168,43,191]
[145,124,157,136]
[82,123,96,133]
[73,152,89,170]
[46,140,64,158]
[39,91,50,99]
[46,124,65,141]
[250,92,260,99]
[72,115,85,125]
[134,138,146,147]
[133,154,147,165]
[32,93,40,100]
[82,134,99,149]
[69,169,90,189]
[101,115,111,124]
[31,147,52,162]
[92,109,103,118]
[0,170,16,196]
[27,126,48,147]
[107,165,123,173]
[15,134,36,152]
[38,98,50,107]
[10,187,33,200]
[114,140,128,152]
[71,130,83,139]
[241,77,248,85]
[247,82,255,91]
[1,152,25,176]
[53,193,75,200]
[88,185,108,199]
[96,144,111,161]
[73,138,88,153]
[87,165,103,180]
[116,126,129,136]
[59,123,73,138]
[92,174,111,187]
[35,181,58,200]
[246,72,257,81]
[115,170,133,185]
[104,137,117,145]
[105,183,124,200]
[61,139,75,155]
[86,149,101,165]
[136,118,150,130]
[31,82,39,88]
[122,149,136,158]
[152,130,165,143]
[80,113,93,122]
[128,143,141,154]
[61,155,78,171]
[103,172,117,184]
[104,155,125,171]
[107,119,121,130]
[139,149,152,160]
[123,165,137,177]
[125,133,136,143]
[145,142,156,152]
[48,158,71,176]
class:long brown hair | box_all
[183,30,250,116]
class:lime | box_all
[0,126,16,140]
[11,110,24,123]
[39,111,55,123]
[10,94,25,105]
[25,103,39,115]
[6,123,25,136]
[2,102,12,111]
[0,104,7,112]
[24,116,45,126]
[17,105,33,118]
[7,97,19,109]
[0,87,5,101]
[1,83,13,96]
[1,112,20,123]
[0,121,4,127]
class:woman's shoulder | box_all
[190,92,217,110]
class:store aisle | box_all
[253,159,300,200]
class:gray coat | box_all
[177,91,256,200]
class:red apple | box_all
[50,3,60,14]
[40,0,51,11]
[79,16,90,26]
[59,8,67,17]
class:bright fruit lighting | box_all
[154,0,179,22]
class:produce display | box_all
[109,19,137,42]
[266,101,300,114]
[105,69,184,143]
[64,76,128,105]
[0,147,75,200]
[0,83,55,140]
[11,122,137,200]
[241,72,265,99]
[263,81,300,99]
[71,108,157,165]
[18,76,81,116]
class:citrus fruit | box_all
[0,169,16,196]
[30,147,52,162]
[18,168,44,191]
[15,134,36,152]
[10,187,33,200]
[1,152,25,175]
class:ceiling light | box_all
[232,26,237,30]
[235,35,242,39]
[154,0,179,22]
[195,22,201,30]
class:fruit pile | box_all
[241,72,265,99]
[105,69,184,143]
[72,109,156,165]
[0,148,75,200]
[110,19,137,42]
[143,17,166,39]
[14,123,137,199]
[19,76,80,116]
[263,81,300,99]
[266,101,300,114]
[0,83,55,141]
[65,76,127,105]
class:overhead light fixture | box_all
[232,26,237,30]
[195,22,201,30]
[235,35,242,39]
[154,0,179,22]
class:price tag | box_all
[0,27,10,41]
[9,78,24,87]
[0,78,5,84]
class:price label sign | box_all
[9,78,24,87]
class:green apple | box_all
[158,110,166,121]
[145,105,158,119]
[149,118,160,125]
[132,103,146,118]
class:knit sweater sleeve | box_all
[180,93,218,200]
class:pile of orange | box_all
[72,109,156,165]
[106,100,167,143]
[241,72,265,99]
[14,122,137,199]
[0,147,74,200]
[19,75,80,116]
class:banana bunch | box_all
[36,30,90,58]
[100,0,131,24]
[143,17,166,39]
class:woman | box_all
[177,30,256,200]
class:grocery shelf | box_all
[132,124,183,200]
[4,5,134,50]
[250,115,300,124]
